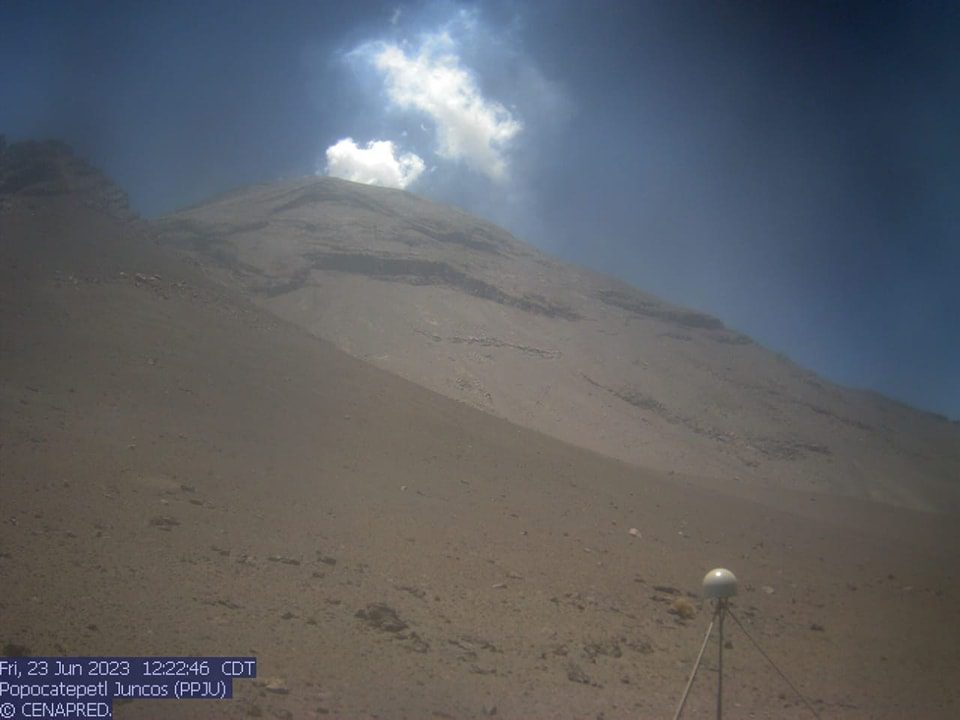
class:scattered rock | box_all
[450,635,500,658]
[810,623,825,632]
[541,643,568,658]
[2,642,31,657]
[213,599,242,610]
[468,664,497,676]
[398,585,426,600]
[259,677,289,695]
[624,637,654,655]
[482,703,498,716]
[403,631,430,654]
[566,662,591,684]
[667,597,697,620]
[268,555,301,566]
[628,528,640,537]
[583,640,622,661]
[761,585,775,595]
[355,603,407,633]
[652,585,681,595]
[149,515,180,530]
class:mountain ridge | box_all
[4,138,960,718]
[155,173,960,514]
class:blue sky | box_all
[2,0,958,419]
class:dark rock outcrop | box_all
[0,139,136,222]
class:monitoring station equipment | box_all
[672,567,821,720]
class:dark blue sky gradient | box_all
[2,1,958,419]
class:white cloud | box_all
[323,138,425,189]
[370,36,522,181]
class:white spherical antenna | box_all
[703,568,738,599]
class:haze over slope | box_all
[157,177,960,514]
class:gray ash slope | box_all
[156,175,960,514]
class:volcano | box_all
[157,174,960,515]
[2,141,959,718]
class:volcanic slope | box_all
[2,142,959,719]
[156,176,960,514]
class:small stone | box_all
[628,528,640,537]
[355,603,407,633]
[566,662,591,684]
[761,585,775,595]
[667,597,697,620]
[149,515,180,530]
[261,677,289,694]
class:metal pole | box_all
[672,611,716,720]
[717,598,725,720]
